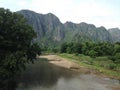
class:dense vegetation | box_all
[59,42,120,63]
[60,42,120,71]
[0,8,41,90]
[40,41,120,78]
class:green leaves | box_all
[89,50,97,58]
[27,43,41,63]
[0,8,41,82]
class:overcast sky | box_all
[0,0,120,29]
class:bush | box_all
[88,50,97,58]
[107,63,117,70]
[110,53,120,63]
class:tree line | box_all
[59,42,120,63]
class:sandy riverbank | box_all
[39,55,105,74]
[39,55,120,90]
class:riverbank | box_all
[39,55,100,74]
[16,55,120,90]
[58,54,120,80]
[39,54,120,80]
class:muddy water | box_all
[16,58,120,90]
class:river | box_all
[15,57,120,90]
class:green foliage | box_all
[66,42,74,53]
[59,53,120,79]
[60,42,68,53]
[113,44,120,54]
[59,41,120,64]
[60,42,82,54]
[107,63,117,70]
[0,8,41,89]
[111,53,120,63]
[27,43,41,63]
[58,41,120,78]
[59,42,114,57]
[88,50,97,58]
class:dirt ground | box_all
[40,55,81,68]
[39,55,102,74]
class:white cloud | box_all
[0,0,119,29]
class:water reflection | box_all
[16,58,76,89]
[16,58,120,90]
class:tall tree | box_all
[0,8,41,90]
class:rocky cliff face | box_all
[108,28,120,42]
[17,10,65,42]
[17,10,115,46]
[63,22,112,42]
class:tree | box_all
[0,8,41,89]
[88,50,97,58]
[110,53,120,63]
[66,42,74,53]
[60,42,67,53]
[113,44,120,54]
[82,42,93,55]
[72,43,82,54]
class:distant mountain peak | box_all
[46,12,55,16]
[97,26,106,30]
[18,9,39,14]
[108,28,120,42]
[109,28,120,31]
[65,21,74,24]
[16,10,120,46]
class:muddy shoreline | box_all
[39,55,119,79]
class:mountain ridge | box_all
[108,28,120,42]
[17,10,120,47]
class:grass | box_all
[58,53,120,79]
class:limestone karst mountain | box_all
[17,10,120,47]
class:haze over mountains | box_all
[17,10,120,46]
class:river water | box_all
[16,58,120,90]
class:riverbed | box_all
[15,55,120,90]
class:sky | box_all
[0,0,120,29]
